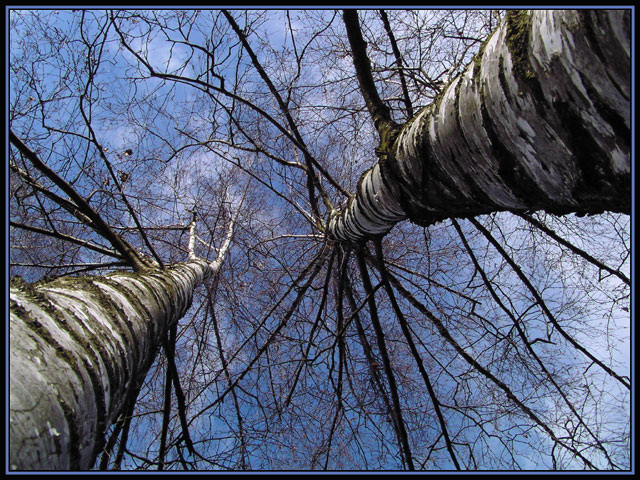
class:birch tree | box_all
[9,132,240,470]
[329,9,630,241]
[9,9,631,471]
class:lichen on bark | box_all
[505,10,534,80]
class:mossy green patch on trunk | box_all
[375,122,402,163]
[505,10,534,81]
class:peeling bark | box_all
[9,260,211,470]
[329,10,630,242]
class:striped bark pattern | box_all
[328,10,630,242]
[9,259,211,470]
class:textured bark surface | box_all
[328,10,630,242]
[9,259,211,470]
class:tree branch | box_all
[379,10,414,119]
[517,213,630,286]
[469,217,630,390]
[9,131,148,271]
[355,247,414,470]
[343,10,400,140]
[372,239,460,470]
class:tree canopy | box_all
[8,9,631,471]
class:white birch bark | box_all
[9,260,213,470]
[10,193,239,470]
[328,10,630,242]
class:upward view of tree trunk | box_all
[8,8,631,471]
[10,260,211,469]
[329,10,630,242]
[9,200,237,469]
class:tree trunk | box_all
[9,259,212,470]
[329,10,630,242]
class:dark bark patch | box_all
[455,64,504,209]
[58,399,81,469]
[579,72,630,145]
[578,11,610,69]
[479,86,546,209]
[552,98,621,212]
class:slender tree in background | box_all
[9,9,631,471]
